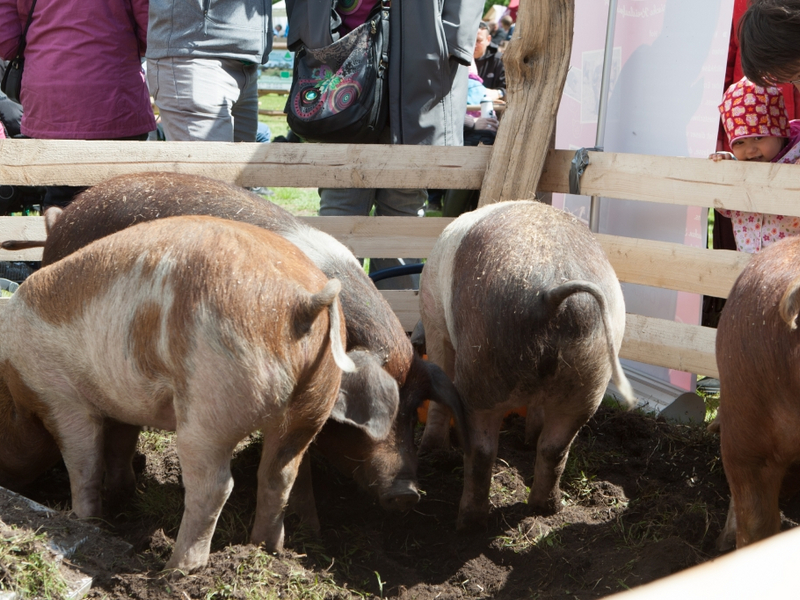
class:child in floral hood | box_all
[709,77,800,253]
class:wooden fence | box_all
[0,0,785,383]
[0,140,786,380]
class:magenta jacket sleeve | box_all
[0,0,23,60]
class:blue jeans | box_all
[319,187,426,290]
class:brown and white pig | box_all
[1,172,465,519]
[419,200,635,531]
[0,215,355,572]
[716,235,800,550]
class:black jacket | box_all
[475,43,506,97]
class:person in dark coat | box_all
[475,22,506,99]
[286,0,483,289]
[491,14,513,45]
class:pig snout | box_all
[380,480,420,511]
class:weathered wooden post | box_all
[479,0,574,205]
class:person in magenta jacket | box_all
[0,0,155,206]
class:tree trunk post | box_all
[478,0,574,206]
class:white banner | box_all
[555,0,735,393]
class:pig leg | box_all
[55,411,106,518]
[419,330,457,452]
[167,434,235,572]
[716,496,737,551]
[456,408,506,531]
[524,405,544,446]
[250,425,319,551]
[527,409,591,515]
[287,452,321,532]
[103,420,141,508]
[726,457,784,547]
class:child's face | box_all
[730,136,785,162]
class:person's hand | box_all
[709,151,736,162]
[474,117,499,132]
[483,88,502,102]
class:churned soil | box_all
[4,405,800,600]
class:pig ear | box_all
[421,360,471,455]
[44,207,63,237]
[329,350,399,441]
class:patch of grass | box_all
[258,93,290,140]
[494,520,564,553]
[565,471,596,503]
[224,547,362,600]
[614,495,713,548]
[138,429,176,454]
[269,187,320,216]
[490,460,527,506]
[0,524,69,599]
[696,383,720,424]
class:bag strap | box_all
[14,0,38,60]
[376,0,390,77]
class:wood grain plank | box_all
[596,234,751,298]
[621,314,718,378]
[300,216,452,257]
[539,149,800,216]
[0,139,490,190]
[0,216,752,299]
[0,217,47,261]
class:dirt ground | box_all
[4,404,799,600]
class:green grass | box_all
[696,383,720,423]
[257,93,320,214]
[203,547,361,600]
[268,187,321,216]
[0,524,69,599]
[258,92,291,140]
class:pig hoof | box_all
[162,558,204,577]
[456,510,489,533]
[528,496,562,516]
[251,528,285,554]
[716,529,736,552]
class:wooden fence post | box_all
[478,0,574,206]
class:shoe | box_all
[248,187,275,197]
[696,377,720,393]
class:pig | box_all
[0,215,355,572]
[716,235,800,550]
[418,200,635,531]
[0,172,466,520]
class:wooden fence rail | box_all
[0,139,777,379]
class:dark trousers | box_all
[701,211,737,328]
